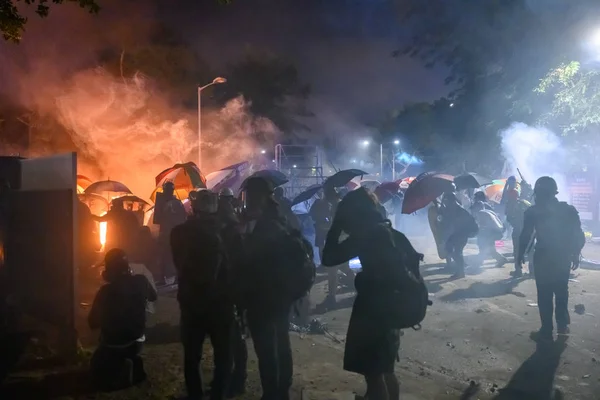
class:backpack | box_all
[170,218,226,303]
[475,209,505,240]
[534,202,585,257]
[276,228,317,302]
[376,224,431,330]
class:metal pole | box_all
[197,86,202,169]
[392,149,396,181]
[380,143,383,178]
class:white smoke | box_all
[500,122,567,200]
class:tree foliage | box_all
[217,50,312,136]
[0,0,100,42]
[535,61,600,138]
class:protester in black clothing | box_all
[322,188,401,400]
[94,198,139,255]
[217,190,248,397]
[440,192,478,279]
[88,249,157,390]
[274,187,300,230]
[310,185,354,307]
[471,192,507,267]
[237,177,294,400]
[171,189,234,400]
[518,177,585,343]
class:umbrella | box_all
[454,173,492,191]
[155,162,207,188]
[397,176,416,191]
[152,162,208,203]
[84,180,132,195]
[346,181,359,191]
[78,193,110,216]
[77,174,93,194]
[206,169,236,190]
[401,172,454,214]
[359,180,381,191]
[291,184,323,206]
[242,169,288,189]
[325,169,368,188]
[116,194,150,207]
[485,179,521,204]
[374,181,400,204]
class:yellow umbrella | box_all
[149,186,192,203]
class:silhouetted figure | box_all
[439,192,478,279]
[171,189,233,400]
[156,181,187,284]
[237,177,296,400]
[471,191,507,267]
[274,187,300,230]
[94,198,139,256]
[518,177,585,342]
[322,188,410,400]
[88,249,157,390]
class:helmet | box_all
[219,187,234,198]
[103,248,130,282]
[191,189,218,213]
[534,176,558,196]
[162,181,175,192]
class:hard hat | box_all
[219,187,234,197]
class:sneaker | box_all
[557,326,570,335]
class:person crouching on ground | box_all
[88,248,157,390]
[322,188,401,400]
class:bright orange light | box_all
[99,212,107,250]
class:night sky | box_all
[158,0,450,123]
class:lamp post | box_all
[197,77,227,169]
[360,139,400,180]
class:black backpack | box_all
[380,224,431,330]
[276,228,317,302]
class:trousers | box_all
[247,308,293,400]
[180,309,233,400]
[534,253,571,332]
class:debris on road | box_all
[575,304,586,315]
[528,302,538,307]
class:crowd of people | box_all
[84,174,586,400]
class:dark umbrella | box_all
[84,180,132,195]
[291,184,323,206]
[116,195,150,207]
[324,169,368,188]
[454,173,492,191]
[241,169,288,189]
[401,172,454,214]
[374,181,401,204]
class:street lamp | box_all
[197,77,227,169]
[392,139,400,180]
[260,149,266,154]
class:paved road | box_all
[311,238,600,399]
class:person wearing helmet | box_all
[88,249,157,390]
[238,177,302,400]
[440,192,478,278]
[171,189,236,400]
[156,180,187,285]
[518,177,585,342]
[505,188,532,277]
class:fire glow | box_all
[99,215,107,250]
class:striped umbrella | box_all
[151,162,207,202]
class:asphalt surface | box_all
[311,238,600,400]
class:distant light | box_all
[272,159,276,163]
[393,139,400,145]
[449,103,454,108]
[213,77,227,84]
[260,149,266,154]
[361,140,370,147]
[293,164,297,168]
[351,159,356,163]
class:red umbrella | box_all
[374,181,400,204]
[401,172,454,214]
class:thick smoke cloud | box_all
[0,1,276,199]
[500,122,567,200]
